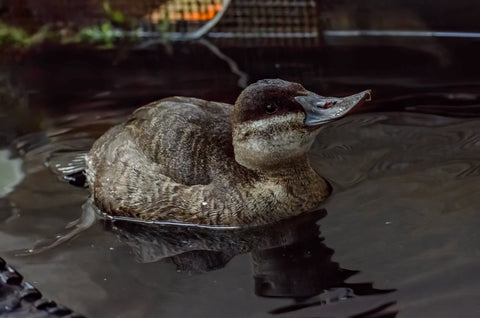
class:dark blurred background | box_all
[2,0,480,121]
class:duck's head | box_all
[232,79,370,171]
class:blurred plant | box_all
[0,21,53,49]
[77,22,118,48]
[0,1,148,50]
[71,2,137,48]
[103,2,125,24]
[157,13,170,35]
[0,22,31,48]
[0,22,28,48]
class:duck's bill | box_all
[294,90,371,126]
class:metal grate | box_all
[210,0,320,46]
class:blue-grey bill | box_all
[295,90,371,126]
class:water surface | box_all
[2,42,480,317]
[2,105,480,317]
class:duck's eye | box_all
[264,103,278,114]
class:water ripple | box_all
[313,112,480,188]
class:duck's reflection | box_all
[103,210,396,316]
[252,211,351,299]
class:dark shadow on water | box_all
[104,209,397,316]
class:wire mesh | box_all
[210,0,320,46]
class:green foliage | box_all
[0,22,54,49]
[157,13,171,35]
[0,1,169,50]
[78,22,117,48]
[103,2,125,24]
[0,22,29,48]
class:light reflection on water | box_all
[0,149,24,197]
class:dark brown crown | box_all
[232,79,308,124]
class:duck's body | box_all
[86,79,370,227]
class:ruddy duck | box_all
[86,79,370,227]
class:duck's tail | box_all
[47,150,89,187]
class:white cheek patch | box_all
[232,113,317,170]
[235,113,305,137]
[241,130,311,155]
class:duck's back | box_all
[122,97,234,186]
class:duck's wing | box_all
[124,97,235,186]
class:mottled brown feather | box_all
[86,80,334,227]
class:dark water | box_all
[2,42,480,317]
